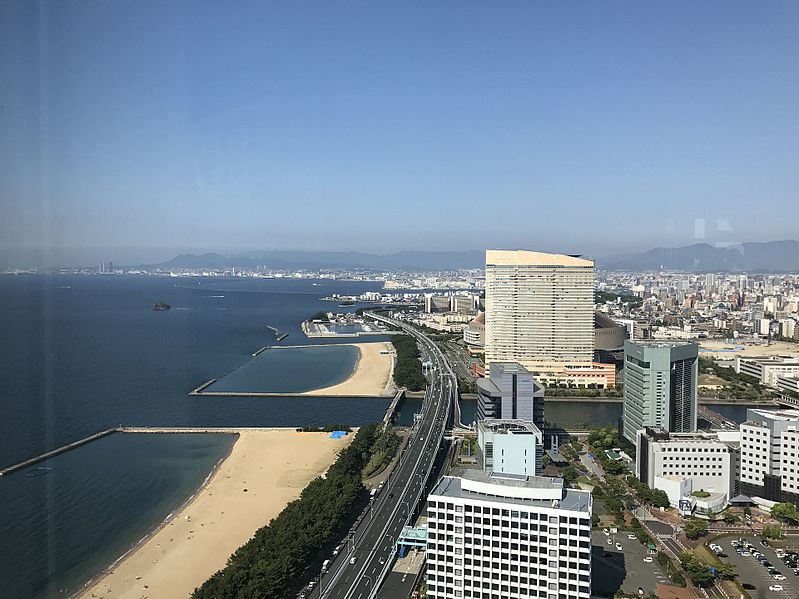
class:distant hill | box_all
[599,240,799,272]
[147,240,799,273]
[150,250,486,271]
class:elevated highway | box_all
[309,312,456,599]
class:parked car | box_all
[615,543,623,551]
[769,585,784,592]
[643,556,653,563]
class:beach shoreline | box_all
[77,429,353,599]
[299,341,395,397]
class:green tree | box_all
[722,511,738,524]
[679,551,713,587]
[714,562,737,580]
[649,489,670,508]
[763,523,783,539]
[561,466,580,482]
[683,519,708,540]
[771,502,799,524]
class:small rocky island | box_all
[152,302,171,311]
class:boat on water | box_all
[339,301,355,307]
[27,467,53,477]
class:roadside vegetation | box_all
[192,423,388,599]
[390,334,426,391]
[362,426,400,479]
[699,356,778,401]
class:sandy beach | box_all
[300,341,396,397]
[79,429,353,599]
[700,339,799,359]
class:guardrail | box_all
[363,312,455,598]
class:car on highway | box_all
[349,556,357,565]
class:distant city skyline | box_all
[2,2,798,259]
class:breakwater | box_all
[0,428,117,477]
[0,427,299,478]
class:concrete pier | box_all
[189,379,217,395]
[0,428,117,477]
[252,346,268,357]
[383,389,405,425]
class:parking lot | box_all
[591,531,669,596]
[719,537,798,599]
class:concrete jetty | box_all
[0,428,117,477]
[383,389,405,425]
[189,378,217,395]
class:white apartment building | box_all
[426,471,592,599]
[635,428,740,509]
[740,408,799,504]
[736,355,799,387]
[484,250,600,387]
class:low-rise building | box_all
[735,355,799,387]
[635,427,740,510]
[477,419,543,476]
[463,312,486,347]
[426,471,592,599]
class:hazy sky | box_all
[1,1,798,263]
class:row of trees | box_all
[192,424,385,598]
[390,335,426,391]
[362,426,400,479]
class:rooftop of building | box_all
[492,362,533,375]
[485,249,593,268]
[744,407,799,424]
[595,312,625,329]
[476,377,502,397]
[738,355,799,365]
[430,470,591,512]
[626,340,698,349]
[477,419,542,435]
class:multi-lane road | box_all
[308,312,456,599]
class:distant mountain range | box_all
[149,250,486,272]
[147,240,799,273]
[598,240,799,272]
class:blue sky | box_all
[1,1,798,263]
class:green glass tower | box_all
[622,341,698,443]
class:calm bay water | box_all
[207,344,359,393]
[0,275,389,598]
[0,433,235,599]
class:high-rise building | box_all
[425,471,592,599]
[621,341,698,443]
[740,408,799,505]
[476,362,545,430]
[484,250,602,387]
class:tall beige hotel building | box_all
[484,250,616,388]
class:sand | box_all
[78,429,353,599]
[300,341,396,397]
[700,339,799,359]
